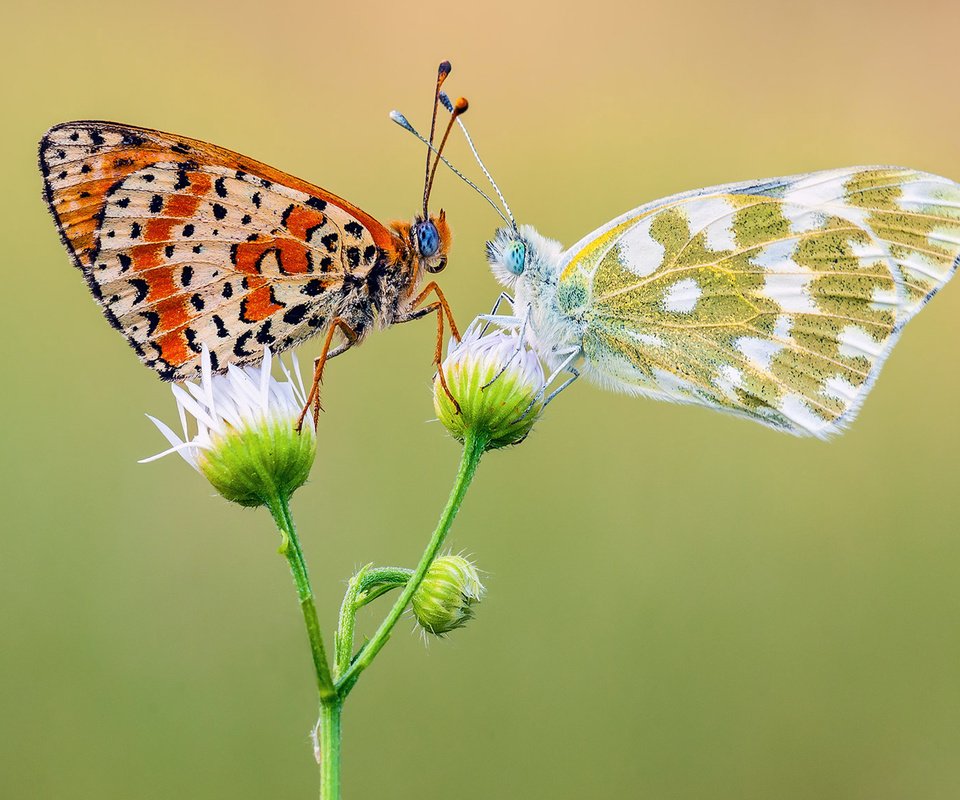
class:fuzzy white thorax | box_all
[484,224,582,372]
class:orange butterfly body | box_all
[39,120,455,382]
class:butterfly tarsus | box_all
[517,346,582,422]
[399,281,462,414]
[477,292,515,338]
[479,304,531,391]
[296,318,360,433]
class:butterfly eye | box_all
[415,221,440,258]
[506,239,526,275]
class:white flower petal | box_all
[143,346,311,468]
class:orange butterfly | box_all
[39,62,466,424]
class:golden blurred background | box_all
[3,1,960,797]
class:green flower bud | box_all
[142,346,316,507]
[412,555,485,636]
[434,325,545,450]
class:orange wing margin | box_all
[39,120,401,269]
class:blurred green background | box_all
[3,1,960,797]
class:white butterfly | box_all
[397,99,959,438]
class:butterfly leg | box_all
[542,350,582,407]
[480,304,531,390]
[477,292,516,336]
[518,347,582,420]
[296,317,359,432]
[397,281,462,413]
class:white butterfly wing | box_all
[555,167,959,437]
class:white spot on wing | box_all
[897,180,960,219]
[663,277,702,313]
[761,271,818,313]
[625,331,666,348]
[838,326,883,359]
[870,285,900,311]
[751,238,801,271]
[773,314,792,340]
[714,365,742,400]
[894,252,948,282]
[782,205,825,234]
[685,197,737,252]
[779,394,830,436]
[617,216,665,277]
[850,240,887,261]
[822,376,860,404]
[736,337,782,371]
[785,171,869,227]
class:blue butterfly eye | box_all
[506,239,526,275]
[415,221,440,258]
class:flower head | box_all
[434,322,546,450]
[141,346,316,507]
[412,554,485,636]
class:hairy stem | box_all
[336,431,486,696]
[267,496,336,702]
[318,699,342,800]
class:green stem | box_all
[318,699,342,800]
[335,567,368,681]
[267,495,337,703]
[336,431,487,696]
[335,567,414,679]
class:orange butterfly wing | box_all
[40,121,403,378]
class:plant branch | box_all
[267,495,337,703]
[336,431,487,697]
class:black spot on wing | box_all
[344,221,363,239]
[234,330,254,357]
[144,311,160,336]
[212,315,229,338]
[283,304,309,325]
[184,327,202,353]
[129,278,149,304]
[120,131,146,147]
[302,278,324,296]
[256,321,275,345]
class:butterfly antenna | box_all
[422,60,452,218]
[424,95,469,212]
[440,91,517,229]
[390,110,511,226]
